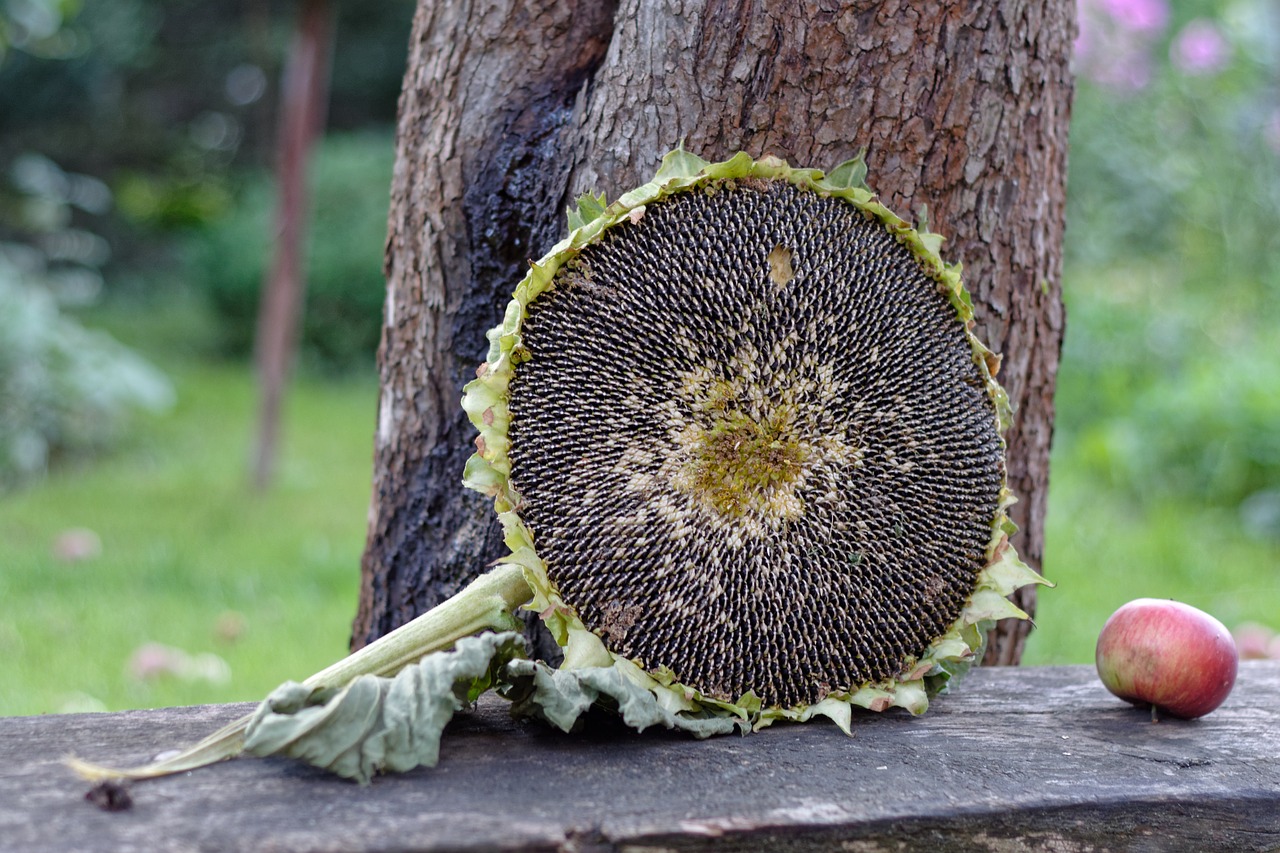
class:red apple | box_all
[1095,598,1238,720]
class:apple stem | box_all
[1150,703,1160,724]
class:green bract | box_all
[462,146,1047,730]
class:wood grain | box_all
[5,663,1278,852]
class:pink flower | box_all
[127,643,231,684]
[1076,0,1168,92]
[128,643,188,680]
[52,528,102,562]
[1171,19,1231,76]
[1101,0,1169,33]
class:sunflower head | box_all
[463,147,1046,728]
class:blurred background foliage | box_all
[0,0,1278,713]
[1030,0,1280,662]
[188,131,393,370]
[0,0,410,487]
[1063,0,1280,517]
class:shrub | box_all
[0,151,174,489]
[188,131,393,372]
[0,251,173,488]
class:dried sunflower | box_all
[71,147,1047,785]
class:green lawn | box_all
[0,360,376,716]
[1027,460,1280,665]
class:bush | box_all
[0,151,174,489]
[188,131,393,372]
[1070,1,1280,292]
[0,252,173,488]
[1058,276,1280,515]
[1055,0,1280,535]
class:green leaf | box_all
[566,190,608,231]
[825,150,868,191]
[652,140,711,183]
[242,632,527,784]
[503,659,741,739]
[918,231,945,257]
[965,588,1030,623]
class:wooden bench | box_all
[4,662,1278,851]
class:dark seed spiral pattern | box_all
[506,180,1003,708]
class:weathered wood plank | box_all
[2,663,1277,852]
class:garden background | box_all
[1,0,1277,716]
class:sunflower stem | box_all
[68,564,533,782]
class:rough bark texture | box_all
[354,0,1074,669]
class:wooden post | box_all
[251,0,334,491]
[10,663,1280,850]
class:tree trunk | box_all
[353,0,1074,670]
[251,0,334,491]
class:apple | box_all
[1095,598,1238,720]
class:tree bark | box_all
[353,0,1074,670]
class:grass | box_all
[0,354,376,716]
[1026,461,1280,665]
[1023,258,1280,664]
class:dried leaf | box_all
[242,632,526,784]
[503,659,741,739]
[241,631,739,784]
